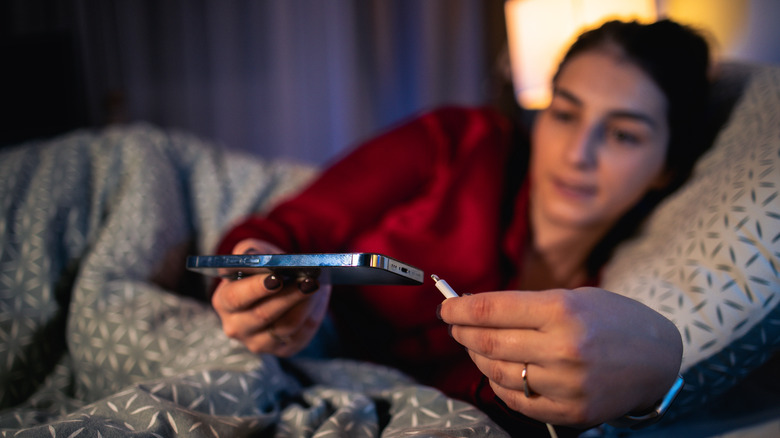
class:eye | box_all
[549,108,576,123]
[608,127,641,145]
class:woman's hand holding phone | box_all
[211,238,332,357]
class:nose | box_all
[565,124,599,169]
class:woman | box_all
[211,19,711,435]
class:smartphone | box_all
[186,253,424,285]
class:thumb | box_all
[233,238,284,255]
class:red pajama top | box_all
[217,107,562,434]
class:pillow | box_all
[600,63,780,409]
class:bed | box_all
[1,61,778,437]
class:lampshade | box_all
[504,0,657,109]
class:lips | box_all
[552,176,597,199]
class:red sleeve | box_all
[216,107,509,254]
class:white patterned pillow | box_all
[601,63,780,406]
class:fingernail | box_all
[436,303,443,320]
[298,277,319,294]
[243,247,261,255]
[463,293,472,297]
[264,274,283,290]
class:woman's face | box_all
[529,48,670,234]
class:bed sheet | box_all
[0,125,507,437]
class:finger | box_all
[244,284,331,356]
[220,285,309,336]
[216,272,327,346]
[488,379,581,426]
[267,323,294,346]
[297,276,320,294]
[451,325,548,363]
[484,357,648,427]
[265,271,321,294]
[282,281,331,330]
[238,323,298,357]
[273,269,321,294]
[233,238,283,256]
[251,310,317,357]
[468,350,582,402]
[439,290,565,329]
[472,355,586,425]
[468,352,542,394]
[213,273,288,313]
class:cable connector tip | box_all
[431,274,459,298]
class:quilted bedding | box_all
[0,125,508,437]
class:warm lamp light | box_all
[504,0,657,109]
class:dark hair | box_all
[553,19,712,274]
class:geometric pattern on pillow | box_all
[601,64,780,410]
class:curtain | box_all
[72,0,500,165]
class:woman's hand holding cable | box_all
[438,287,683,427]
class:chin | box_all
[542,210,596,230]
[542,199,594,223]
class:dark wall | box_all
[1,0,89,147]
[1,0,510,155]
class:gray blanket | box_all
[0,125,507,436]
